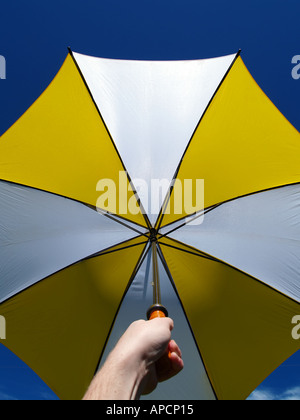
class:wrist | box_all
[107,344,148,400]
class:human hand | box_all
[115,318,184,396]
[83,318,184,400]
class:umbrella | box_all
[0,49,299,400]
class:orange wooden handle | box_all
[147,305,171,359]
[147,304,168,321]
[149,310,167,320]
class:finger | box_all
[166,317,174,332]
[168,340,184,375]
[169,351,184,371]
[148,317,174,332]
[168,340,182,358]
[157,350,184,383]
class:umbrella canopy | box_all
[0,49,299,400]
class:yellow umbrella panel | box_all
[159,237,300,400]
[158,56,300,228]
[1,237,148,400]
[0,54,148,229]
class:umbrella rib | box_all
[0,178,149,235]
[155,49,242,232]
[83,237,149,260]
[0,236,147,305]
[95,207,150,239]
[157,204,220,239]
[83,204,149,232]
[156,243,219,400]
[0,178,104,214]
[68,48,152,231]
[158,240,221,263]
[158,181,300,234]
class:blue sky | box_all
[0,0,299,400]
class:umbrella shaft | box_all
[152,242,161,304]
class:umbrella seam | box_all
[157,181,300,232]
[68,48,152,231]
[93,242,151,377]
[0,237,147,305]
[0,178,148,233]
[159,237,300,306]
[156,243,219,400]
[155,49,242,232]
